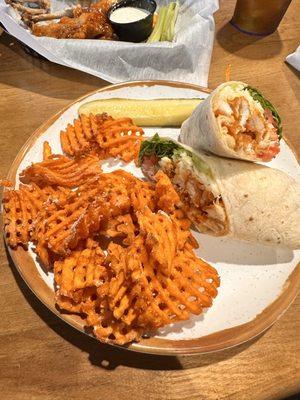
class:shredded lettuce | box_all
[138,134,179,165]
[190,152,212,177]
[138,134,211,176]
[245,86,282,139]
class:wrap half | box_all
[180,81,282,162]
[139,135,300,249]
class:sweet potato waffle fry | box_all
[77,173,131,218]
[170,208,199,250]
[32,170,136,265]
[96,116,144,162]
[153,171,198,248]
[60,113,110,157]
[155,170,180,212]
[2,110,220,346]
[102,214,136,245]
[137,207,178,276]
[33,195,109,265]
[86,298,143,345]
[56,286,101,315]
[3,187,36,248]
[3,183,71,248]
[106,235,219,332]
[57,279,142,344]
[129,180,156,212]
[20,154,102,188]
[60,113,144,163]
[54,239,108,300]
[43,141,52,160]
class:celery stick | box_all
[147,7,167,43]
[161,3,175,42]
[167,2,179,42]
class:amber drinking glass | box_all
[230,0,292,36]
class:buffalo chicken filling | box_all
[213,84,280,161]
[142,152,228,236]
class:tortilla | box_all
[199,152,300,248]
[179,81,281,162]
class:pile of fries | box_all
[2,113,220,345]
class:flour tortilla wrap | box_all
[201,152,300,248]
[179,81,282,162]
[139,136,300,249]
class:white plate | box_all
[6,81,300,355]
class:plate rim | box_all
[4,79,300,356]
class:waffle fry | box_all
[77,171,131,217]
[137,246,219,328]
[56,287,99,314]
[170,208,199,250]
[155,170,180,212]
[107,236,219,331]
[60,113,144,163]
[2,183,71,248]
[54,239,108,299]
[61,120,91,157]
[106,138,143,163]
[60,114,110,157]
[32,171,131,264]
[152,171,198,249]
[43,141,52,160]
[57,277,142,345]
[137,207,177,276]
[34,195,108,261]
[107,240,147,326]
[3,188,34,248]
[96,116,144,162]
[86,298,142,345]
[56,277,142,344]
[129,180,156,212]
[20,154,102,188]
[103,214,136,245]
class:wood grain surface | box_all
[0,0,299,399]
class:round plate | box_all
[4,80,300,355]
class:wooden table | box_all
[0,1,299,399]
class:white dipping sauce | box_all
[110,7,150,24]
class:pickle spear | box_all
[78,98,203,127]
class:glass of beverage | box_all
[230,0,292,36]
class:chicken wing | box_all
[32,1,116,40]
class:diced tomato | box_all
[264,108,278,131]
[141,154,159,180]
[258,145,280,162]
